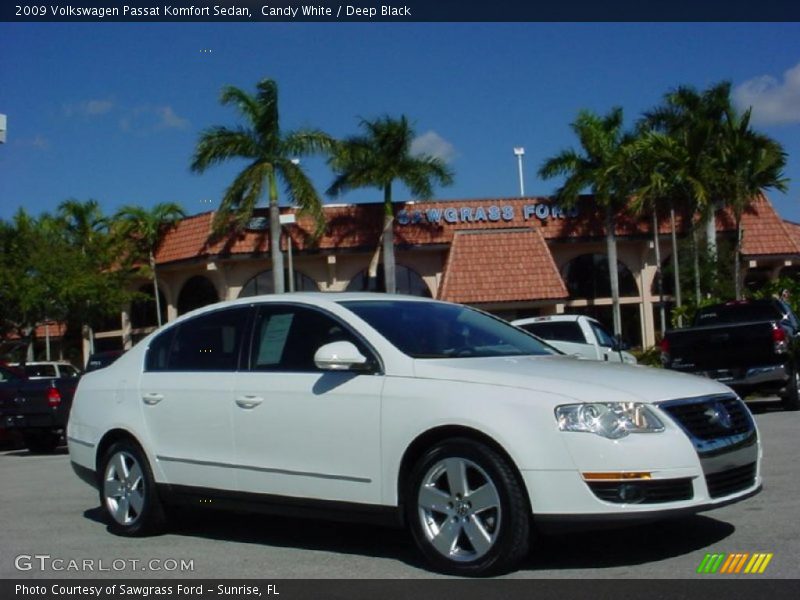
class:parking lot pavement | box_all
[1,398,798,580]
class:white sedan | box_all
[68,294,761,576]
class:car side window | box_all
[0,366,20,383]
[145,307,250,372]
[590,322,616,348]
[250,305,372,372]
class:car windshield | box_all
[341,300,558,359]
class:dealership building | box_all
[88,193,800,356]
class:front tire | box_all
[406,438,530,576]
[99,440,166,536]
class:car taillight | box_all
[47,386,61,408]
[659,337,670,365]
[773,325,789,354]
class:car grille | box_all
[705,463,757,499]
[660,396,752,440]
[587,478,694,504]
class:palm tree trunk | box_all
[150,251,163,327]
[652,210,665,335]
[670,204,683,326]
[383,184,396,294]
[268,173,285,294]
[605,205,621,336]
[734,216,743,300]
[692,223,701,304]
[705,204,718,271]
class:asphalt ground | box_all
[0,396,797,580]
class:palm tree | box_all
[538,108,634,336]
[630,130,698,326]
[327,115,453,294]
[114,203,185,327]
[716,108,788,299]
[191,79,332,294]
[644,82,732,303]
[57,199,109,257]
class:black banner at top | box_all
[2,0,800,23]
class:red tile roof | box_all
[154,194,798,265]
[438,228,568,304]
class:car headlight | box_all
[555,402,665,439]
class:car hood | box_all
[411,354,731,404]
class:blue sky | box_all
[2,23,800,223]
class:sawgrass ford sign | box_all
[396,202,579,225]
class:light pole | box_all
[0,114,7,144]
[513,147,525,197]
[279,213,297,292]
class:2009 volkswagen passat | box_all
[68,294,761,576]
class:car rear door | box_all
[232,303,384,504]
[138,305,252,491]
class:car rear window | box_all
[518,321,586,343]
[24,364,57,378]
[694,303,780,325]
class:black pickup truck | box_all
[661,298,800,410]
[0,364,79,452]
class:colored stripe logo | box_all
[696,552,773,574]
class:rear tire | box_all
[406,438,530,576]
[99,440,167,536]
[23,430,60,453]
[781,364,800,411]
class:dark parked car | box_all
[661,298,800,410]
[0,364,79,452]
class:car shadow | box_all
[2,446,68,457]
[523,515,735,571]
[82,504,735,574]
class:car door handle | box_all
[142,393,164,405]
[235,396,263,409]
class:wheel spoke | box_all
[444,458,469,498]
[104,478,124,499]
[431,518,461,557]
[128,488,145,515]
[466,483,499,513]
[419,485,451,513]
[128,462,143,488]
[114,497,131,524]
[463,515,494,557]
[112,453,129,479]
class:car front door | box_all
[138,305,251,491]
[232,303,384,504]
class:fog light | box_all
[618,483,645,504]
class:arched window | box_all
[238,269,319,298]
[130,284,167,329]
[561,254,638,299]
[346,264,432,297]
[177,276,219,315]
[651,257,675,296]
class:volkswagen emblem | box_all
[705,401,733,430]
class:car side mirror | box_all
[314,341,370,372]
[613,335,630,352]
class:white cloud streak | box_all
[733,62,800,126]
[410,130,458,163]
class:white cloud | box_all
[733,62,800,125]
[411,130,457,163]
[63,98,115,117]
[14,134,51,150]
[119,105,189,133]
